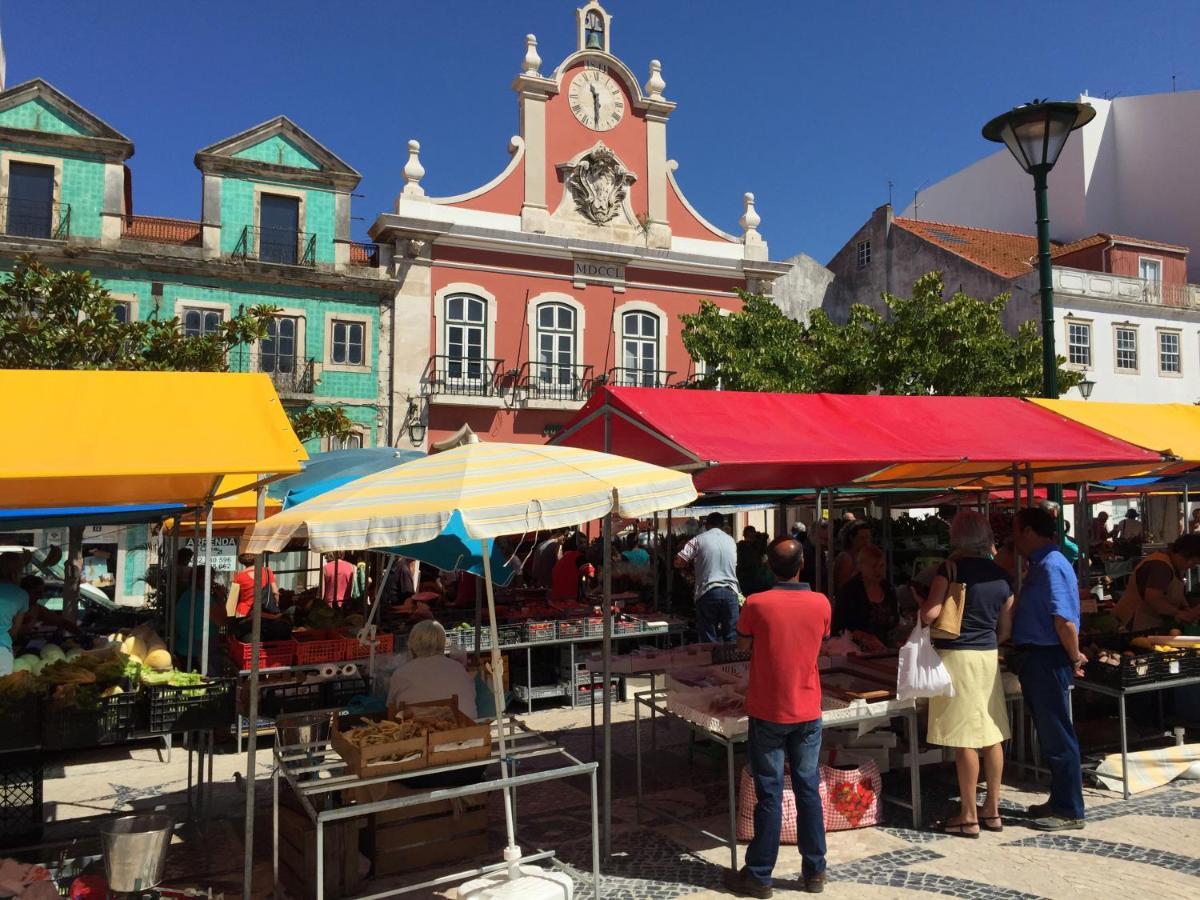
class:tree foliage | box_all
[290,405,357,442]
[681,272,1082,397]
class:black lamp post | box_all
[983,100,1095,398]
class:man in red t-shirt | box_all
[727,538,831,898]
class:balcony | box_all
[348,241,380,268]
[604,366,677,388]
[0,198,70,240]
[263,357,316,397]
[233,225,317,267]
[424,355,504,399]
[1054,265,1200,309]
[514,361,595,403]
[121,214,202,246]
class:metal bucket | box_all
[275,711,334,748]
[100,814,172,892]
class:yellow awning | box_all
[0,370,307,508]
[169,474,284,529]
[1032,399,1200,467]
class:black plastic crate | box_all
[321,675,371,709]
[497,624,524,647]
[1085,648,1196,688]
[42,691,143,750]
[147,678,235,734]
[0,752,43,847]
[257,680,324,718]
[0,696,41,751]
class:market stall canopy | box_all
[0,502,183,531]
[382,510,514,585]
[1032,399,1200,472]
[0,370,306,508]
[243,441,697,553]
[170,474,284,529]
[552,387,1165,492]
[270,447,424,509]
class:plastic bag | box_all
[896,622,954,700]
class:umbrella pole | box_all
[186,515,200,673]
[481,537,520,877]
[200,502,214,676]
[602,496,614,858]
[1187,485,1193,590]
[651,512,659,613]
[474,576,483,662]
[815,490,824,593]
[243,487,267,899]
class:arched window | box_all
[445,293,488,385]
[620,310,660,386]
[535,302,577,392]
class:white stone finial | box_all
[402,139,425,197]
[523,34,542,75]
[740,192,761,235]
[645,59,666,99]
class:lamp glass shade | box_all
[983,102,1096,173]
[1078,379,1096,399]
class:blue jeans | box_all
[746,717,827,885]
[1018,646,1085,819]
[696,586,740,644]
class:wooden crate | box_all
[330,713,427,777]
[395,696,492,768]
[277,805,362,900]
[367,791,489,878]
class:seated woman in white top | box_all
[387,620,478,718]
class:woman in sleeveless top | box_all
[1114,534,1200,631]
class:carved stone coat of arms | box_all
[564,145,636,225]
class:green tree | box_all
[290,405,357,443]
[681,272,1081,397]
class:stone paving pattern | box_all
[30,688,1200,898]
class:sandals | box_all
[934,819,980,838]
[978,814,1004,832]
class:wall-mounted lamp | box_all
[404,399,426,445]
[1078,378,1095,400]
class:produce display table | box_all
[272,718,600,900]
[632,688,922,871]
[1073,672,1200,799]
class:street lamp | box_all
[1078,378,1095,400]
[983,100,1095,398]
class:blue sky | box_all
[4,1,1197,263]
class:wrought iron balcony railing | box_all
[121,214,202,246]
[424,355,504,398]
[1,198,70,239]
[515,361,595,402]
[604,366,676,388]
[263,356,316,395]
[348,241,380,267]
[233,225,317,267]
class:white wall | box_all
[905,91,1200,280]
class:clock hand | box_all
[590,84,600,124]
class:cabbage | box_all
[40,644,65,663]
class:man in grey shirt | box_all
[675,512,741,643]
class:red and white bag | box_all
[736,751,882,841]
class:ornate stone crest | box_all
[563,144,636,225]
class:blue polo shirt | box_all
[1013,544,1080,647]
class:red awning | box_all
[551,387,1165,493]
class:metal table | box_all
[1073,673,1200,799]
[273,719,600,900]
[633,690,922,871]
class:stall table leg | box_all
[1118,691,1130,800]
[272,765,279,892]
[906,707,922,827]
[725,736,738,871]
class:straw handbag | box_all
[930,559,966,640]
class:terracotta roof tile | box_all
[1051,234,1107,257]
[892,218,1041,278]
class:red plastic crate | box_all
[343,632,395,660]
[525,621,557,643]
[226,635,296,670]
[293,629,346,665]
[557,619,585,640]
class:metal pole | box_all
[665,509,674,605]
[474,575,484,659]
[1034,168,1057,400]
[651,512,659,612]
[882,497,893,583]
[200,503,214,676]
[186,515,200,672]
[1077,482,1090,583]
[815,490,824,593]
[1186,485,1193,590]
[602,497,614,858]
[166,528,177,651]
[1013,465,1024,595]
[242,487,267,899]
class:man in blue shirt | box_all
[1012,506,1086,831]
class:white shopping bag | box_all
[896,622,954,700]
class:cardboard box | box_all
[277,805,363,900]
[330,713,428,777]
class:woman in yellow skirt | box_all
[921,510,1014,837]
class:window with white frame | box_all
[330,319,365,366]
[113,301,132,325]
[181,307,222,338]
[856,239,871,269]
[444,294,487,382]
[1159,330,1182,375]
[620,311,661,386]
[1066,320,1091,367]
[329,430,365,451]
[534,302,577,390]
[1114,326,1138,372]
[1139,258,1163,283]
[261,315,301,374]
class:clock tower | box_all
[371,2,789,449]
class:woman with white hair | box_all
[387,620,478,718]
[920,509,1014,838]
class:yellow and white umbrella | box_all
[243,440,696,880]
[243,440,697,553]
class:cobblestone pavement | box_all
[30,692,1200,899]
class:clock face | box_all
[569,69,625,131]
